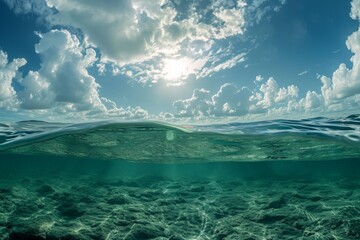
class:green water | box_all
[0,119,360,239]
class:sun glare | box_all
[163,58,189,81]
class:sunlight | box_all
[163,58,189,81]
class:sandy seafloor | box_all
[0,156,359,240]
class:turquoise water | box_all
[0,115,360,239]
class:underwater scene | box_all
[0,115,359,240]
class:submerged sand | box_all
[0,172,359,240]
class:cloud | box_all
[320,31,360,101]
[43,0,246,63]
[212,1,246,38]
[297,70,308,76]
[2,0,55,24]
[124,56,209,86]
[199,53,246,78]
[251,77,299,110]
[303,91,323,110]
[46,0,249,84]
[0,51,26,109]
[255,74,264,82]
[351,0,360,20]
[173,77,305,118]
[249,0,360,117]
[120,106,149,120]
[247,0,287,25]
[158,111,175,120]
[0,29,151,120]
[18,29,105,112]
[45,0,168,65]
[100,97,149,120]
[247,0,360,117]
[6,0,284,85]
[173,88,213,117]
[317,0,360,107]
[173,83,251,117]
[3,0,50,14]
[212,83,251,116]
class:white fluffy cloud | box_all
[9,30,149,119]
[18,29,105,112]
[257,0,360,117]
[5,0,285,85]
[255,75,264,82]
[43,0,246,61]
[302,91,323,111]
[42,0,250,84]
[318,0,360,108]
[0,30,149,120]
[319,30,360,103]
[2,0,291,88]
[8,0,360,120]
[100,97,149,120]
[212,0,246,38]
[212,83,251,116]
[248,0,360,118]
[173,82,252,117]
[173,78,304,118]
[45,0,172,65]
[251,77,298,110]
[0,51,26,109]
[173,88,213,117]
[351,0,360,20]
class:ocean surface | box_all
[0,115,360,239]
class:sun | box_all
[163,58,189,81]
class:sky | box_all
[0,0,360,122]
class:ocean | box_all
[0,115,359,239]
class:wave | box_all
[0,115,360,162]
